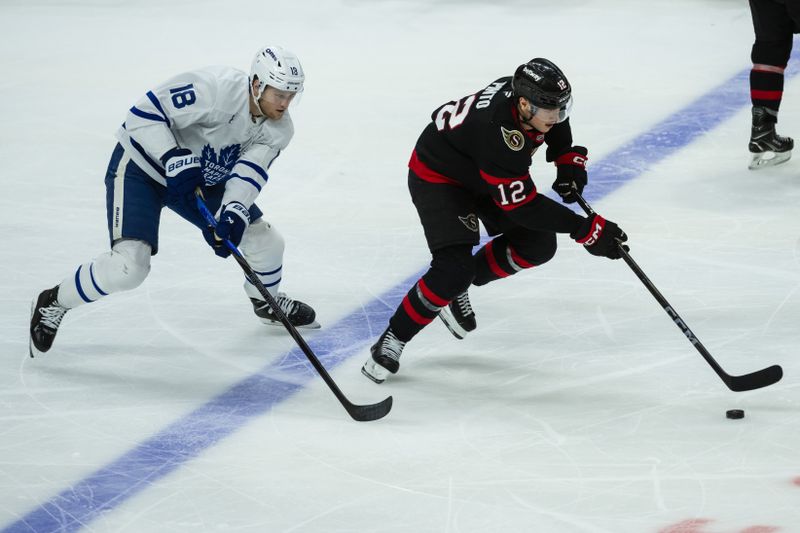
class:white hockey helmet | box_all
[250,45,305,100]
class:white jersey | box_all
[115,65,293,208]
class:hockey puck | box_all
[726,409,745,419]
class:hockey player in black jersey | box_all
[362,58,629,384]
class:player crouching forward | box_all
[362,58,628,384]
[29,45,318,358]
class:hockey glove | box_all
[204,202,250,258]
[553,146,588,203]
[162,148,204,203]
[571,214,629,260]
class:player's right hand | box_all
[162,148,203,201]
[570,214,629,259]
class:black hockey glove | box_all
[553,146,588,203]
[203,202,250,258]
[571,214,629,260]
[162,148,204,204]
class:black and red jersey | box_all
[409,76,583,234]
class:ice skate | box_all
[749,106,793,169]
[250,292,320,329]
[361,327,406,384]
[438,291,476,339]
[29,286,69,357]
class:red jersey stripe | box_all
[409,150,461,185]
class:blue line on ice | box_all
[5,54,799,532]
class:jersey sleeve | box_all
[123,71,218,163]
[544,119,574,162]
[220,119,293,208]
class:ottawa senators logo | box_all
[501,126,525,152]
[458,213,479,232]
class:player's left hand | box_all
[203,202,250,258]
[162,148,204,203]
[553,145,588,203]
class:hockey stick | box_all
[195,192,393,421]
[573,191,782,392]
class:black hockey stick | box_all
[195,192,392,421]
[574,191,782,392]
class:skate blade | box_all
[438,311,467,340]
[28,299,41,358]
[259,317,321,329]
[749,150,792,170]
[361,360,388,384]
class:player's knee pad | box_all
[96,239,152,292]
[427,245,476,298]
[239,219,285,265]
[752,37,793,67]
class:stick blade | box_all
[726,365,783,392]
[345,396,393,422]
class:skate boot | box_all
[361,327,406,384]
[29,286,69,357]
[749,106,793,169]
[438,290,476,339]
[250,292,320,329]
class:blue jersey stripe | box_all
[229,173,262,192]
[238,160,269,182]
[146,91,171,128]
[129,106,168,124]
[127,135,167,179]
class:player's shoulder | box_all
[256,112,294,148]
[476,78,528,149]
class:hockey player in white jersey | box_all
[29,45,319,357]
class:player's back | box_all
[412,77,534,192]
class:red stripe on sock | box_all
[485,241,511,278]
[417,278,449,307]
[509,245,536,269]
[751,89,783,101]
[402,295,435,325]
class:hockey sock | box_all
[56,240,152,309]
[750,64,785,114]
[240,219,285,300]
[473,235,553,286]
[389,245,474,341]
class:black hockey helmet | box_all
[512,58,572,113]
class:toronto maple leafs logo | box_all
[200,144,241,186]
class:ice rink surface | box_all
[1,0,799,531]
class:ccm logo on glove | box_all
[576,217,605,246]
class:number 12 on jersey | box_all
[434,95,476,131]
[496,180,526,206]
